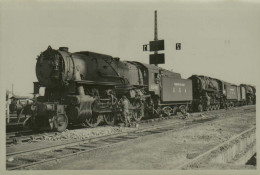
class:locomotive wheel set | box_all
[23,46,256,132]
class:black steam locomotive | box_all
[24,46,255,132]
[188,75,255,112]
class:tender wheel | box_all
[198,104,203,112]
[162,106,172,117]
[179,105,187,114]
[104,113,115,126]
[84,113,102,127]
[54,114,68,132]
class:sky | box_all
[1,0,260,95]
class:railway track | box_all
[6,106,252,145]
[6,131,57,145]
[6,105,255,170]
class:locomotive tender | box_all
[24,46,255,131]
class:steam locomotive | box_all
[188,75,255,112]
[24,46,255,132]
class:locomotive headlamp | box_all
[52,56,59,71]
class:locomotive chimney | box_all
[59,47,69,52]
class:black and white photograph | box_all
[0,0,259,173]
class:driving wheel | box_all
[179,105,187,114]
[104,113,115,126]
[84,113,102,127]
[162,106,172,117]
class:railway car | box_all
[219,81,239,107]
[237,86,247,106]
[251,86,256,104]
[25,46,192,131]
[240,84,256,105]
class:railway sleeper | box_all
[64,146,88,151]
[15,157,39,163]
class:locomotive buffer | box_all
[143,10,165,66]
